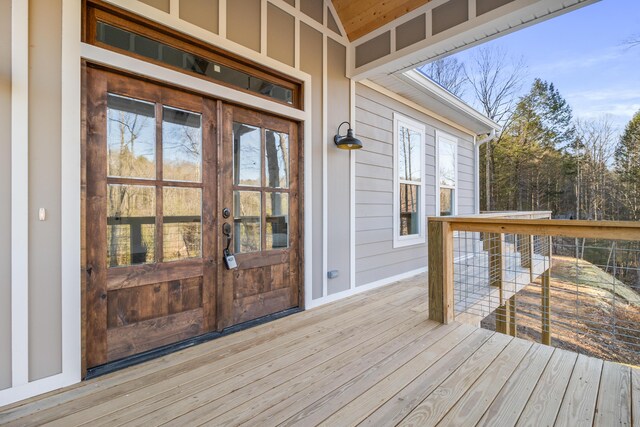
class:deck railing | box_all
[428,214,640,365]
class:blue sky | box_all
[449,0,640,136]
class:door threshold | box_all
[85,307,303,380]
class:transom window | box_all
[437,131,458,216]
[85,2,302,108]
[233,123,290,253]
[393,113,426,248]
[106,93,203,267]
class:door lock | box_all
[222,207,231,219]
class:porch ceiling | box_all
[331,0,433,41]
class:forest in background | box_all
[421,48,640,221]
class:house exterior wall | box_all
[354,83,476,286]
[0,0,12,392]
[0,0,485,404]
[28,0,63,383]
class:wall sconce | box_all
[334,121,362,150]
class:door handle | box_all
[222,222,238,269]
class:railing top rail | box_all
[428,217,640,241]
[475,211,553,218]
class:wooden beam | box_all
[428,220,454,324]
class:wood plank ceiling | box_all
[332,0,433,41]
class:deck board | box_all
[0,273,637,427]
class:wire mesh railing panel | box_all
[451,226,640,366]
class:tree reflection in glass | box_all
[107,94,155,179]
[265,129,289,188]
[163,187,202,261]
[233,123,261,186]
[398,125,422,236]
[234,191,261,253]
[163,107,202,182]
[266,192,288,249]
[107,184,155,266]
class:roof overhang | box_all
[365,69,500,136]
[348,0,600,81]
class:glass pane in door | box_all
[266,192,289,249]
[107,184,156,266]
[107,94,156,179]
[163,187,202,261]
[233,122,261,186]
[233,191,261,253]
[264,129,289,188]
[163,107,202,182]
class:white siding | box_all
[355,83,477,287]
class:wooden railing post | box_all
[489,233,504,289]
[541,236,552,345]
[428,220,454,324]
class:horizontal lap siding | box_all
[355,83,477,287]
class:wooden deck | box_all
[1,275,638,426]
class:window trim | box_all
[393,113,427,249]
[435,130,459,217]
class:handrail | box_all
[427,212,639,325]
[428,217,640,241]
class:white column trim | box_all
[11,0,30,389]
[60,0,83,384]
[322,34,328,298]
[218,0,227,38]
[349,80,356,290]
[260,0,268,55]
[169,0,179,17]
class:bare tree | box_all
[573,117,617,220]
[465,46,527,210]
[420,56,467,98]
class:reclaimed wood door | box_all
[85,67,217,368]
[218,104,301,328]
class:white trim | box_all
[306,267,428,309]
[0,373,78,406]
[325,0,348,38]
[60,0,83,385]
[359,79,478,137]
[260,0,268,55]
[402,70,501,132]
[435,130,459,217]
[393,113,427,249]
[11,0,30,389]
[473,136,479,211]
[218,0,227,38]
[349,82,356,290]
[169,0,179,17]
[103,0,309,82]
[321,34,328,298]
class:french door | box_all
[85,67,301,369]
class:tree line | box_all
[422,48,640,221]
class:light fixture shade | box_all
[334,122,363,150]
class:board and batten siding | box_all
[355,83,477,286]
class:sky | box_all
[448,0,640,137]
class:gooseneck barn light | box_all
[334,121,363,150]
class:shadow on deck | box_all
[0,274,637,426]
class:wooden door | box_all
[85,67,217,368]
[218,105,301,328]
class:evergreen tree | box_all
[615,110,640,220]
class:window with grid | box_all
[106,93,203,267]
[393,113,426,248]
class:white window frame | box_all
[436,130,459,217]
[393,113,426,248]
